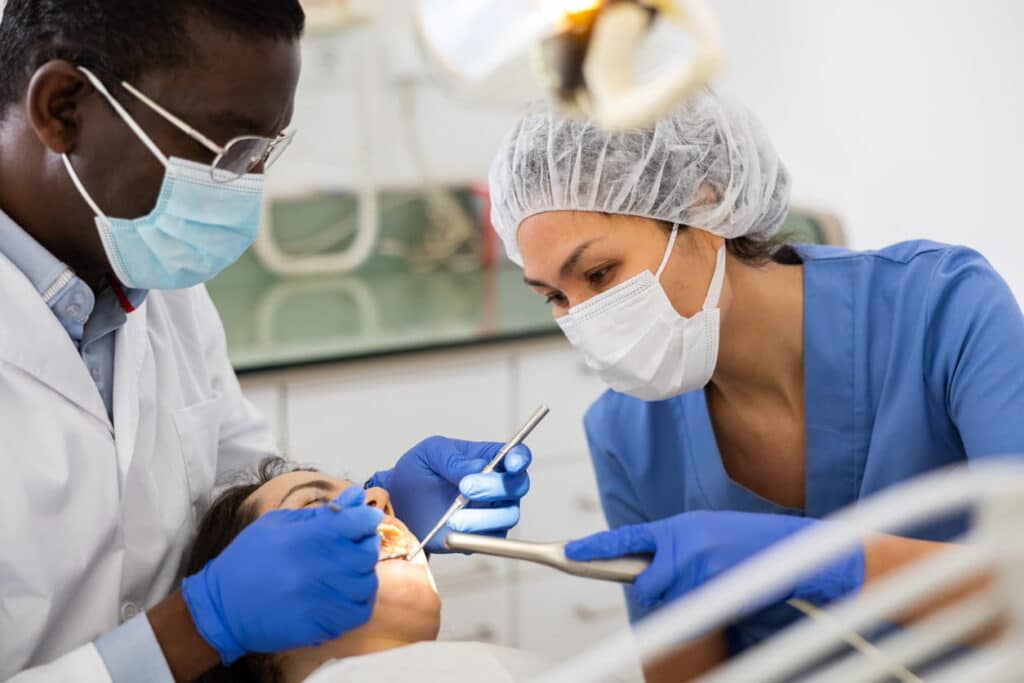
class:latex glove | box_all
[182,487,383,664]
[369,436,532,553]
[566,510,864,614]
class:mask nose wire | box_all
[75,66,171,170]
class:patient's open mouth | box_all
[378,522,411,560]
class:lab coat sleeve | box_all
[925,247,1024,458]
[193,286,280,484]
[6,644,113,683]
[93,614,175,683]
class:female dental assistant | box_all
[487,92,1024,662]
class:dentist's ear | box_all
[25,60,92,155]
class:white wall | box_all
[708,0,1024,298]
[284,0,1024,297]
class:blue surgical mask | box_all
[61,69,265,290]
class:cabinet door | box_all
[285,349,513,480]
[437,585,514,647]
[514,460,608,578]
[429,552,507,596]
[516,574,642,681]
[514,340,607,465]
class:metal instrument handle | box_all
[407,404,550,559]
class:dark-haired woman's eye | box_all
[545,292,567,307]
[587,265,613,288]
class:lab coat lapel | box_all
[113,299,147,489]
[0,254,110,428]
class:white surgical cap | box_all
[488,90,791,266]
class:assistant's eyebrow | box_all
[558,238,603,279]
[277,479,337,507]
[523,275,551,288]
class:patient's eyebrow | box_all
[278,479,337,507]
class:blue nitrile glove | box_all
[181,487,383,664]
[565,510,864,615]
[368,436,532,553]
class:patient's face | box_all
[245,471,442,671]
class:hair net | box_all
[488,90,791,266]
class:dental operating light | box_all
[414,0,723,130]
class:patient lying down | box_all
[187,457,553,683]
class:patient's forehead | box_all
[245,470,354,515]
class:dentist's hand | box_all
[181,487,383,664]
[566,510,864,615]
[370,436,532,553]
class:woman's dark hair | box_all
[187,456,311,683]
[724,233,802,266]
[657,221,802,266]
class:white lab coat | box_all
[0,253,276,680]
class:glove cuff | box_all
[794,542,866,605]
[365,469,394,491]
[181,571,247,665]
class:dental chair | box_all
[534,459,1024,682]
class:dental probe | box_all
[445,532,652,584]
[407,404,551,561]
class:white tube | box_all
[252,27,379,276]
[697,546,989,683]
[798,589,1003,683]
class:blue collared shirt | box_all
[0,208,146,419]
[0,209,172,681]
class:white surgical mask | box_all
[556,225,726,401]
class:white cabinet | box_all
[283,348,514,480]
[514,459,608,578]
[437,585,514,646]
[516,574,639,680]
[514,339,606,464]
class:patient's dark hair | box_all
[186,456,311,683]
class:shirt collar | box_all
[0,207,146,321]
[0,207,72,299]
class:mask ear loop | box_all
[61,66,173,224]
[702,245,727,311]
[75,66,170,168]
[655,223,681,279]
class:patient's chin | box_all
[376,561,440,618]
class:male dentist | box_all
[0,1,531,680]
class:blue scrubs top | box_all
[583,241,1024,648]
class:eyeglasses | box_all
[119,80,295,183]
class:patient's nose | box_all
[364,486,394,516]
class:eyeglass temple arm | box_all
[119,80,225,156]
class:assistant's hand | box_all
[566,510,864,614]
[181,487,383,664]
[369,436,532,553]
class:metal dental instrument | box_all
[316,496,412,561]
[315,496,342,513]
[445,532,652,583]
[407,404,551,561]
